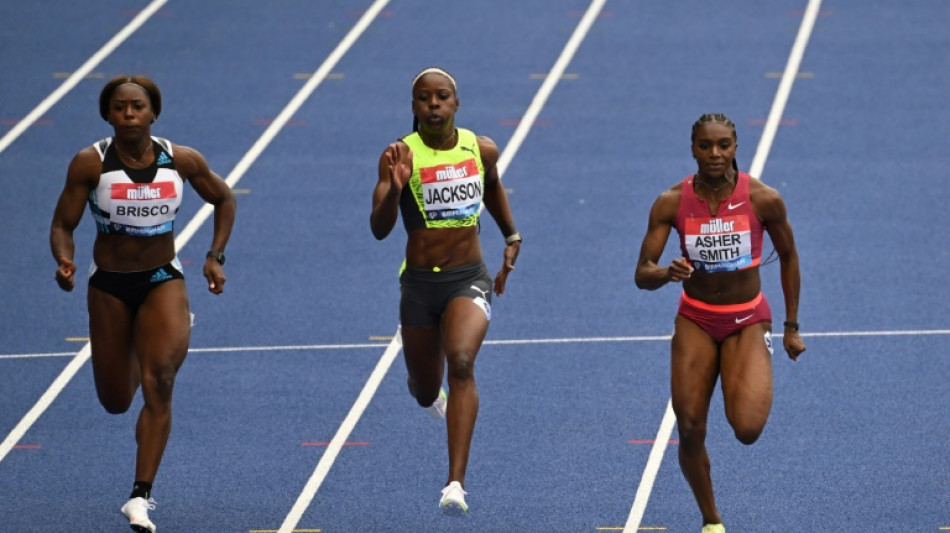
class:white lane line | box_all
[277,328,403,533]
[275,0,608,530]
[496,0,608,178]
[0,0,390,466]
[749,0,824,180]
[0,0,169,156]
[3,328,947,360]
[625,399,677,531]
[624,1,824,530]
[0,345,92,464]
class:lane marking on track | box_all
[0,0,169,156]
[294,73,344,80]
[750,118,799,126]
[496,0,606,178]
[623,1,825,531]
[253,118,306,126]
[301,442,370,447]
[530,73,579,79]
[52,72,104,79]
[596,527,667,531]
[250,529,322,533]
[4,329,949,360]
[748,0,823,180]
[271,3,400,531]
[765,72,814,78]
[500,118,552,127]
[0,118,52,125]
[278,327,402,533]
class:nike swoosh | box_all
[735,314,754,324]
[727,201,746,210]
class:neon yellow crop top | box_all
[399,128,485,230]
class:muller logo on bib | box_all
[112,182,177,201]
[435,164,469,181]
[699,218,735,234]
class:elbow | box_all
[634,271,650,290]
[634,269,663,291]
[369,218,391,241]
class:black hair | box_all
[692,113,738,170]
[99,75,162,121]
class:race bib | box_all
[684,215,753,272]
[419,158,482,221]
[109,182,178,235]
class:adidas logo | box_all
[156,152,172,166]
[150,268,173,283]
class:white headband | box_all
[411,68,457,91]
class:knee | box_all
[96,384,135,414]
[446,353,476,383]
[675,414,707,448]
[414,388,440,408]
[141,363,178,404]
[733,424,765,445]
[726,407,768,445]
[100,397,133,415]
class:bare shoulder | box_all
[67,146,102,184]
[657,181,683,207]
[650,182,683,220]
[170,143,209,178]
[171,142,201,162]
[71,145,100,167]
[748,177,788,221]
[476,135,499,164]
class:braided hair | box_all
[692,113,738,171]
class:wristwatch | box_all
[206,250,226,265]
[505,232,523,245]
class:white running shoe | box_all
[439,481,468,516]
[702,524,725,533]
[425,387,448,420]
[120,497,157,532]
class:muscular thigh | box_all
[88,286,137,395]
[441,297,489,359]
[719,323,773,415]
[134,280,190,372]
[670,315,720,419]
[402,325,443,370]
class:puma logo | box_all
[470,285,488,299]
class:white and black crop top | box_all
[87,136,183,236]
